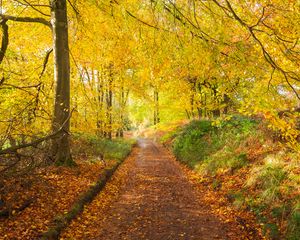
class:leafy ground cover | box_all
[61,147,138,239]
[0,134,134,240]
[160,117,300,239]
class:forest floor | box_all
[61,139,264,240]
[0,159,112,240]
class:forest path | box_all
[62,139,259,240]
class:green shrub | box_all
[172,117,257,171]
[218,115,258,134]
[172,120,214,168]
[169,116,300,239]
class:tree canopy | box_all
[0,0,299,157]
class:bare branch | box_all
[126,10,160,30]
[67,0,80,16]
[12,0,51,17]
[40,48,53,78]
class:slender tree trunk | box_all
[50,0,73,165]
[223,94,230,114]
[107,84,113,139]
[106,65,113,139]
[212,86,220,117]
[153,90,160,125]
[118,84,125,138]
[189,81,196,118]
[96,71,104,136]
[155,90,160,124]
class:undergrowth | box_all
[72,133,135,162]
[172,116,257,173]
[162,116,300,239]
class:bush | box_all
[172,117,256,171]
[172,120,214,168]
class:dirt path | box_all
[62,139,262,239]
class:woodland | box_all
[0,0,300,239]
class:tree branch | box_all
[40,48,53,78]
[212,0,300,98]
[12,0,51,17]
[0,109,74,155]
[0,14,51,28]
[126,10,159,30]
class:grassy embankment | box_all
[160,117,300,240]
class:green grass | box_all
[171,116,258,172]
[246,156,288,203]
[160,129,179,144]
[72,133,135,162]
[91,138,134,161]
[287,202,300,240]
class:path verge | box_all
[41,148,135,240]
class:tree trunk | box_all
[153,90,160,125]
[0,19,9,65]
[189,81,196,118]
[96,71,104,137]
[50,0,73,165]
[106,65,113,140]
[223,94,230,114]
[117,84,125,138]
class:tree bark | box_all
[50,0,73,165]
[106,65,113,139]
[96,71,104,136]
[153,90,160,125]
[0,19,8,65]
